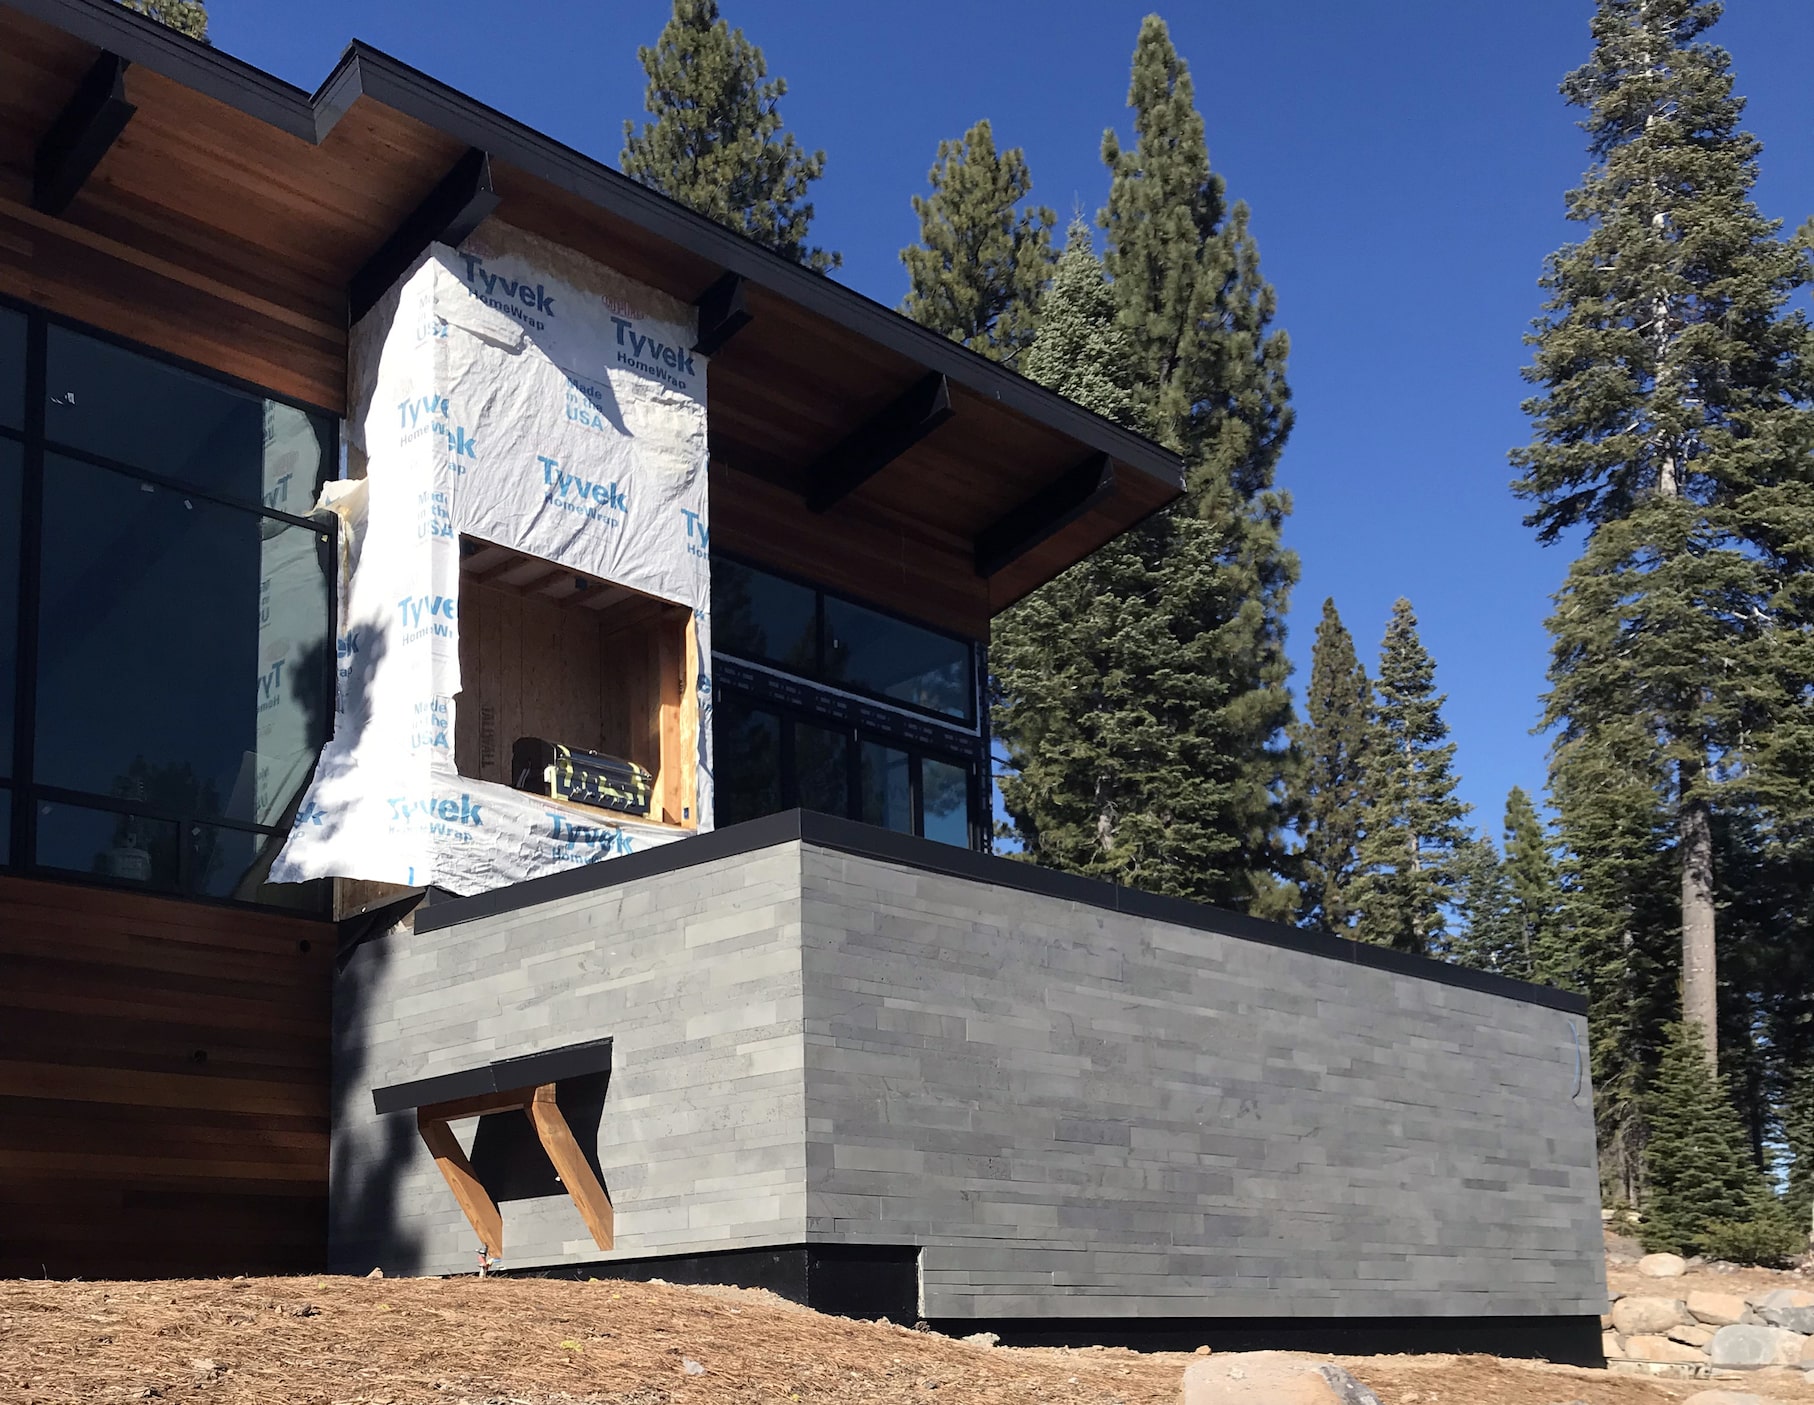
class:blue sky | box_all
[217,1,1814,839]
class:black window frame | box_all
[712,553,982,727]
[0,293,340,916]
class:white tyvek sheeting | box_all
[271,222,713,895]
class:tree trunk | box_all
[1679,769,1717,1072]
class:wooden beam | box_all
[33,52,136,217]
[418,1087,536,1123]
[349,147,499,324]
[417,1109,505,1258]
[692,272,751,358]
[525,1085,615,1251]
[805,372,953,513]
[974,453,1116,578]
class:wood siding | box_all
[0,875,334,1277]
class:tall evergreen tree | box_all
[1449,837,1527,977]
[1642,1021,1799,1263]
[1504,785,1567,984]
[1353,599,1471,954]
[1513,0,1814,1074]
[1782,1062,1814,1244]
[994,222,1275,906]
[119,0,206,40]
[1290,598,1371,933]
[1094,16,1299,908]
[900,120,1055,363]
[621,0,839,272]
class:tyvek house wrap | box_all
[271,221,713,894]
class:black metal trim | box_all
[975,452,1116,578]
[2,1,1183,498]
[371,1036,614,1115]
[32,50,136,216]
[347,146,499,326]
[414,809,1590,1015]
[691,272,750,358]
[805,372,953,514]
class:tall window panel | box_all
[2,301,337,911]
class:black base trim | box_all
[496,1243,1601,1366]
[502,1242,918,1324]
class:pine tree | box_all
[1449,837,1526,976]
[119,0,206,40]
[1783,1062,1814,1244]
[1513,0,1814,1074]
[1094,16,1299,908]
[1643,1021,1799,1263]
[1290,598,1370,933]
[1504,785,1567,984]
[621,0,839,272]
[900,120,1055,363]
[1353,599,1470,954]
[994,222,1273,905]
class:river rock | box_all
[1754,1288,1814,1312]
[1688,1292,1750,1327]
[1602,1332,1625,1361]
[1709,1324,1803,1368]
[1612,1297,1688,1335]
[1670,1323,1717,1348]
[1760,1305,1814,1334]
[1638,1253,1689,1278]
[1626,1335,1712,1364]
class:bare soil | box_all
[3,1265,1812,1405]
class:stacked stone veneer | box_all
[331,837,1607,1321]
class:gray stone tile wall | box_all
[331,839,1604,1322]
[794,847,1604,1320]
[330,845,810,1276]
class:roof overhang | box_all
[0,0,1185,615]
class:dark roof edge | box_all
[5,0,1185,497]
[416,811,1590,1017]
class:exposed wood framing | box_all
[974,453,1116,578]
[805,372,954,513]
[348,146,499,324]
[414,1082,614,1259]
[33,51,136,216]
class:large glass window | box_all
[710,558,976,723]
[0,439,20,779]
[0,307,22,431]
[0,304,336,912]
[712,683,978,849]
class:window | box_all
[712,682,978,849]
[0,302,337,912]
[711,558,976,724]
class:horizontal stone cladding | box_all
[795,846,1606,1322]
[330,846,810,1276]
[332,835,1603,1321]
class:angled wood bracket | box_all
[692,272,751,357]
[974,452,1116,578]
[34,52,136,216]
[348,146,500,324]
[415,1082,614,1260]
[805,371,953,513]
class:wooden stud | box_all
[416,1108,505,1259]
[524,1084,615,1251]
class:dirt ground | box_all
[8,1272,1814,1405]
